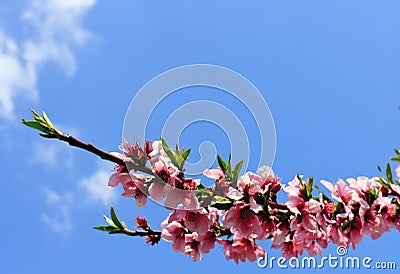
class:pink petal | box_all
[203,168,224,179]
[108,173,120,188]
[148,182,165,202]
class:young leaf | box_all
[211,197,233,210]
[386,163,393,184]
[103,215,115,227]
[181,149,191,161]
[227,154,232,176]
[110,206,124,230]
[30,108,42,121]
[307,177,314,198]
[93,226,120,233]
[217,155,228,173]
[21,120,46,132]
[161,138,177,164]
[42,111,55,128]
[232,160,243,182]
[175,144,179,155]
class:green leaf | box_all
[227,154,232,175]
[42,111,54,128]
[110,206,124,229]
[253,195,265,206]
[93,225,108,231]
[175,154,184,170]
[30,108,42,121]
[232,160,243,182]
[340,218,351,229]
[307,177,314,198]
[161,138,177,163]
[22,108,63,137]
[103,215,115,227]
[377,165,382,172]
[196,188,212,200]
[211,197,233,210]
[21,120,46,132]
[390,148,400,162]
[376,177,390,187]
[175,144,179,155]
[93,225,120,233]
[181,149,191,161]
[217,155,228,173]
[121,221,128,229]
[386,163,393,184]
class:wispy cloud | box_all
[30,141,74,168]
[79,166,117,206]
[41,187,74,234]
[0,33,37,120]
[0,0,96,120]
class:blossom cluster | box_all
[107,139,400,264]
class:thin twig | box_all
[57,134,154,175]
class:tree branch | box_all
[59,134,125,165]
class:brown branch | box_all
[59,134,125,165]
[57,134,155,175]
[267,201,288,210]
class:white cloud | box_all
[0,0,96,120]
[79,168,117,206]
[30,141,74,168]
[0,33,37,120]
[41,187,74,234]
[22,0,97,75]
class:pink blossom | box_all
[271,225,288,246]
[223,202,262,237]
[118,140,148,163]
[161,220,186,253]
[184,233,202,261]
[391,184,400,197]
[348,216,363,249]
[321,179,360,204]
[359,196,393,240]
[198,231,216,254]
[168,209,212,235]
[120,174,147,207]
[203,168,224,179]
[257,165,275,179]
[108,166,148,207]
[326,223,349,247]
[281,242,297,259]
[164,186,200,210]
[148,140,165,158]
[148,180,165,202]
[347,176,380,195]
[237,171,263,195]
[218,236,265,264]
[292,224,323,257]
[257,215,276,240]
[237,167,281,197]
[108,165,128,188]
[257,165,282,193]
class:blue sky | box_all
[1,0,400,273]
